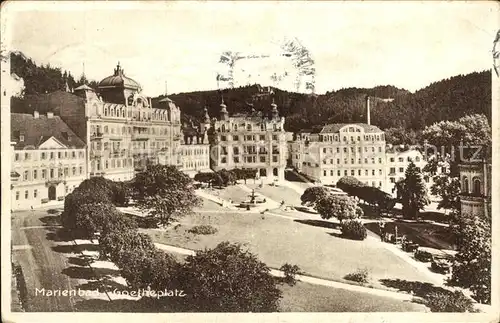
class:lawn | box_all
[245,183,303,206]
[202,185,250,203]
[364,221,456,251]
[279,281,427,312]
[141,211,436,290]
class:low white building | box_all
[11,112,88,210]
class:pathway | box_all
[153,242,418,302]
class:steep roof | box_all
[11,113,86,149]
[319,123,383,134]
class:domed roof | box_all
[98,63,141,90]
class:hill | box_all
[10,50,491,132]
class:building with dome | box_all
[209,97,291,183]
[27,63,184,182]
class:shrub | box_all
[57,196,64,201]
[188,225,218,235]
[425,291,476,312]
[279,263,301,286]
[344,268,370,284]
[41,198,49,204]
[340,220,367,240]
[415,250,433,262]
[177,242,282,312]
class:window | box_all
[221,157,227,163]
[473,178,481,195]
[351,170,355,176]
[344,170,348,176]
[330,159,333,164]
[379,169,383,175]
[23,170,29,181]
[398,157,404,162]
[351,158,354,164]
[25,152,30,160]
[364,147,368,152]
[378,147,382,152]
[41,169,46,179]
[390,167,396,174]
[323,159,327,165]
[72,167,76,175]
[336,148,340,153]
[15,153,20,161]
[50,152,54,160]
[260,156,266,163]
[390,177,395,183]
[372,147,375,152]
[358,158,361,164]
[343,148,347,153]
[260,135,265,141]
[58,152,62,159]
[323,170,327,176]
[330,170,334,176]
[416,156,421,162]
[233,157,240,163]
[41,152,46,160]
[365,170,368,176]
[358,169,361,176]
[272,156,278,163]
[233,135,239,141]
[16,191,20,200]
[34,189,38,198]
[272,135,277,141]
[337,170,341,176]
[390,157,395,162]
[233,147,239,155]
[323,148,327,153]
[221,136,226,141]
[72,151,76,158]
[399,167,404,173]
[378,158,382,163]
[371,158,375,164]
[364,158,368,163]
[372,170,375,176]
[25,190,29,199]
[337,159,340,164]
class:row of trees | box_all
[60,166,287,311]
[194,168,257,187]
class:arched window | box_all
[122,109,125,118]
[462,176,469,193]
[221,124,226,132]
[104,108,108,116]
[472,177,481,195]
[246,124,252,131]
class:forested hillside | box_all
[10,50,491,134]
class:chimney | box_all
[47,111,54,119]
[34,111,39,119]
[366,95,371,125]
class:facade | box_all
[291,123,388,190]
[11,112,87,210]
[23,63,183,182]
[459,160,492,218]
[209,99,291,183]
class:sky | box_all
[4,1,499,96]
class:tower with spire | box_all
[270,97,279,120]
[219,96,229,121]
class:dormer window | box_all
[20,135,24,142]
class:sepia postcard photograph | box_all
[1,1,499,322]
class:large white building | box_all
[11,112,88,210]
[209,99,291,183]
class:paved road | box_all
[11,208,84,312]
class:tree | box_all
[448,213,491,304]
[385,127,420,146]
[132,165,202,225]
[217,169,236,186]
[177,242,282,312]
[100,229,156,264]
[336,176,364,197]
[315,195,363,222]
[116,248,179,290]
[71,202,118,240]
[395,162,430,219]
[430,175,461,212]
[300,186,329,207]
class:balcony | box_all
[90,132,104,140]
[90,150,103,158]
[131,132,150,141]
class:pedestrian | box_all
[378,221,386,241]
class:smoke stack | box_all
[366,95,371,125]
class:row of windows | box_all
[101,105,172,122]
[221,155,279,164]
[14,186,77,201]
[220,134,280,142]
[19,166,84,181]
[388,156,421,163]
[90,158,134,171]
[320,134,385,142]
[462,177,482,195]
[221,146,279,155]
[183,159,209,169]
[14,150,84,162]
[91,124,171,136]
[219,123,282,132]
[323,169,384,177]
[181,148,208,156]
[322,146,383,154]
[322,157,384,165]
